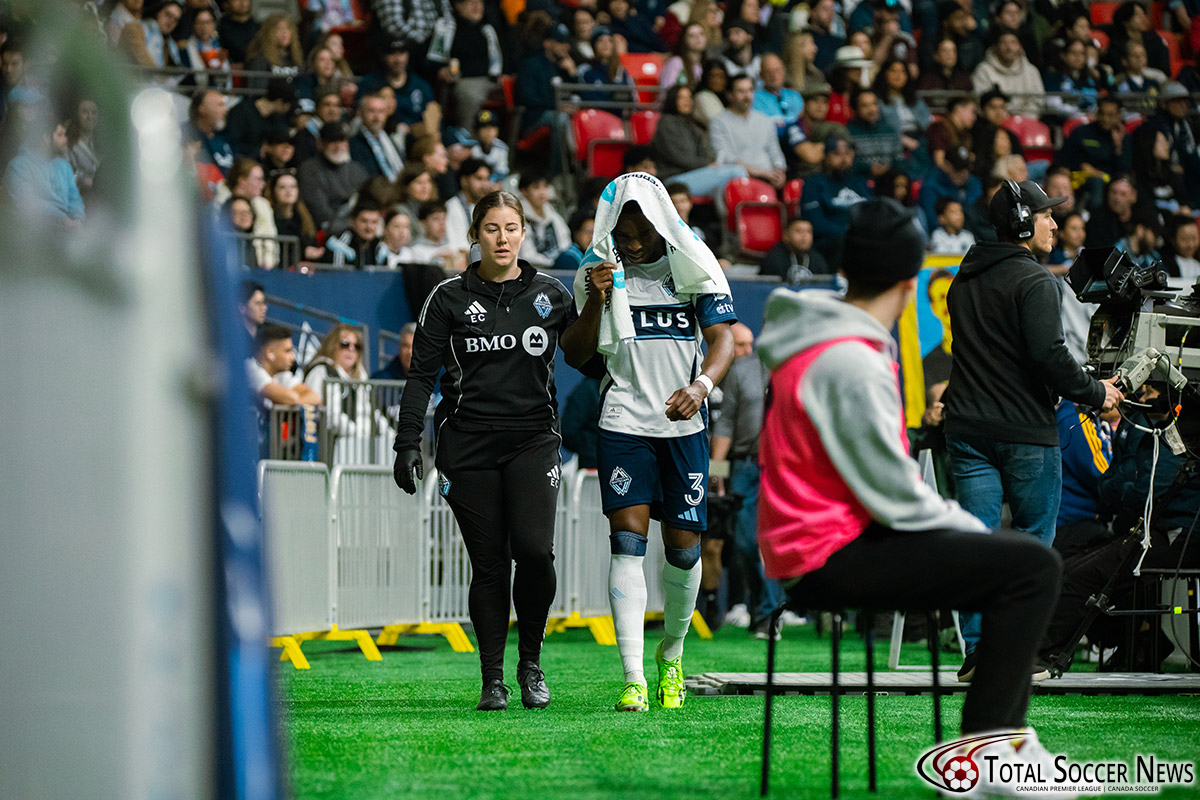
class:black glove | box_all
[393,448,424,495]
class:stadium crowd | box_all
[3,0,1198,283]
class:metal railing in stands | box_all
[224,232,301,271]
[139,66,287,96]
[554,82,665,114]
[317,377,403,467]
[915,89,1198,116]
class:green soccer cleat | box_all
[655,641,686,709]
[614,681,649,712]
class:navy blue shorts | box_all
[597,427,709,531]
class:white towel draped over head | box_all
[577,172,732,355]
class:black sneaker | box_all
[477,679,510,711]
[751,618,781,641]
[517,660,550,709]
[956,649,978,683]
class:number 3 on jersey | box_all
[686,473,704,506]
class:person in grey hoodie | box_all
[944,179,1124,681]
[757,199,1068,764]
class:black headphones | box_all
[1004,179,1033,240]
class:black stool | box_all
[760,607,946,797]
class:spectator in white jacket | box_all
[517,170,570,267]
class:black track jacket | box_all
[393,260,577,451]
[943,242,1106,446]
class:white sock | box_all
[660,561,702,661]
[609,553,648,684]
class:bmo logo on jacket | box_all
[463,326,549,356]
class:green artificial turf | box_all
[277,624,1200,800]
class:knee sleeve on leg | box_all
[610,530,648,557]
[664,543,701,570]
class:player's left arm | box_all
[665,319,735,421]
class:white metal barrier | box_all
[330,465,424,630]
[260,461,333,637]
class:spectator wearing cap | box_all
[944,180,1123,678]
[799,135,870,267]
[604,0,665,54]
[753,53,804,137]
[971,28,1044,117]
[1106,1,1171,78]
[922,1,984,75]
[426,0,502,129]
[577,25,635,104]
[846,87,900,180]
[825,45,873,123]
[1059,97,1132,215]
[721,21,761,81]
[223,76,294,158]
[516,170,571,267]
[926,93,975,173]
[517,22,578,171]
[470,110,509,182]
[554,209,594,271]
[443,126,477,177]
[260,129,297,171]
[916,36,973,92]
[298,122,370,229]
[356,39,436,130]
[217,0,259,66]
[711,73,787,190]
[804,0,846,72]
[444,156,493,259]
[293,88,345,165]
[349,92,405,180]
[185,87,235,176]
[919,144,981,232]
[783,82,851,178]
[1145,82,1200,206]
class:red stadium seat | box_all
[1157,30,1184,79]
[571,109,630,177]
[723,177,778,231]
[1125,116,1144,135]
[1090,1,1120,25]
[630,110,660,145]
[1090,28,1109,52]
[783,178,804,218]
[1061,115,1091,140]
[1003,115,1054,162]
[620,52,665,103]
[735,202,785,258]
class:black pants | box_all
[436,424,560,682]
[785,523,1062,734]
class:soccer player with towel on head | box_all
[562,173,736,712]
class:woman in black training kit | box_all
[393,190,606,711]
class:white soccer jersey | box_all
[573,254,737,438]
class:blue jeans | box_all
[669,164,748,208]
[729,459,784,624]
[946,434,1061,654]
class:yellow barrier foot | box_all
[690,610,713,640]
[375,622,475,653]
[587,615,617,646]
[270,636,310,669]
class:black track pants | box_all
[435,424,560,682]
[786,524,1062,734]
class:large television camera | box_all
[1067,246,1200,453]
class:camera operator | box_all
[943,179,1124,682]
[1039,383,1200,673]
